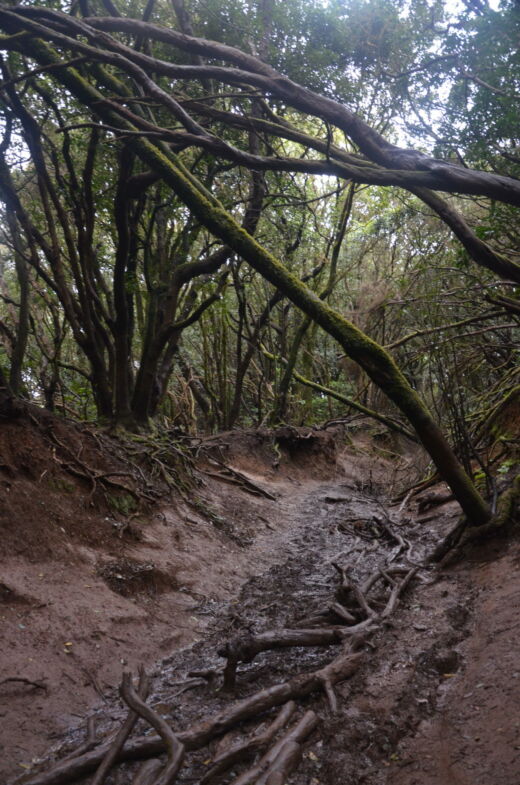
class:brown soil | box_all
[1,408,519,784]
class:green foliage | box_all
[0,0,516,499]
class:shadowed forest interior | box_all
[0,1,519,784]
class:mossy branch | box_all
[0,27,492,526]
[260,345,418,442]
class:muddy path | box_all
[2,428,387,780]
[4,433,520,785]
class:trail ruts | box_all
[15,551,419,785]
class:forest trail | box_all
[1,423,519,785]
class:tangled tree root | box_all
[15,558,419,785]
[431,475,520,564]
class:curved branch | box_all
[3,7,520,208]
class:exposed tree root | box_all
[14,646,362,785]
[417,490,455,513]
[199,702,297,784]
[14,525,419,785]
[120,673,185,785]
[48,430,151,504]
[431,475,520,563]
[219,629,345,690]
[91,668,149,785]
[391,472,440,502]
[230,711,318,785]
[201,458,277,500]
[62,718,97,762]
[330,602,357,624]
[218,564,417,690]
[132,760,164,785]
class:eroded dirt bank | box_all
[1,416,519,785]
[0,418,384,779]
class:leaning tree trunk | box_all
[3,36,492,526]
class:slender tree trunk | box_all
[6,209,29,396]
[112,147,135,423]
[274,184,354,424]
[9,41,493,525]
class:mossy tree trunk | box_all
[0,33,493,525]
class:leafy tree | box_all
[0,0,518,526]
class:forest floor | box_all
[1,409,519,785]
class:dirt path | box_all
[2,431,519,785]
[1,432,381,781]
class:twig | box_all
[0,676,47,691]
[81,666,107,702]
[397,488,414,515]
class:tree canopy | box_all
[0,0,518,524]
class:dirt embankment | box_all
[0,410,379,779]
[1,407,519,785]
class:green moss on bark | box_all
[4,33,492,526]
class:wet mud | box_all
[3,430,519,785]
